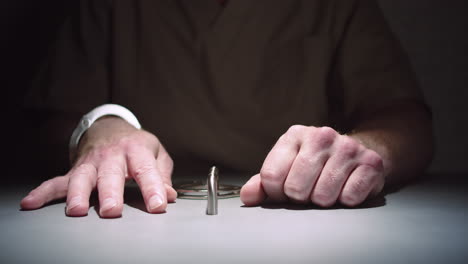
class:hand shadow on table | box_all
[121,186,147,212]
[245,176,433,211]
[250,178,434,211]
[248,193,387,211]
[120,185,171,214]
[88,186,154,216]
[99,176,427,214]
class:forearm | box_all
[347,102,434,186]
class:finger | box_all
[152,144,176,203]
[339,148,384,206]
[66,163,97,216]
[240,174,267,206]
[310,136,360,207]
[283,148,328,204]
[283,127,337,204]
[260,127,303,201]
[20,176,69,210]
[127,146,167,213]
[165,183,177,203]
[339,164,383,207]
[96,151,127,218]
[156,145,174,186]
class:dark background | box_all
[377,0,468,174]
[2,0,467,182]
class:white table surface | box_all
[1,174,467,264]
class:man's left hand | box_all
[240,125,385,207]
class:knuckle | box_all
[40,179,56,191]
[146,132,160,145]
[337,136,359,157]
[94,147,118,160]
[361,150,383,169]
[133,163,156,180]
[284,181,309,201]
[277,133,290,144]
[122,133,156,148]
[74,163,96,175]
[133,132,161,151]
[117,136,134,148]
[311,191,335,207]
[33,176,68,197]
[317,126,337,138]
[287,125,306,136]
[340,191,360,207]
[312,127,337,148]
[307,153,328,168]
[138,130,158,142]
[99,165,125,178]
[293,155,313,171]
[260,167,282,184]
[126,138,153,156]
[72,164,97,184]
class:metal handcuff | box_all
[174,166,241,215]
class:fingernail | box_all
[148,195,164,211]
[100,198,117,212]
[66,196,81,213]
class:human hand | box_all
[20,117,176,218]
[240,125,385,207]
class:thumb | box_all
[240,174,267,206]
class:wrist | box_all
[348,131,393,179]
[69,104,141,164]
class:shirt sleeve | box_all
[335,0,426,125]
[24,0,113,115]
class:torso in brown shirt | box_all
[28,0,423,173]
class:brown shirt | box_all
[27,0,424,173]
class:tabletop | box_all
[1,173,467,264]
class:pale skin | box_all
[21,117,178,218]
[20,102,433,217]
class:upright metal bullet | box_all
[206,166,219,215]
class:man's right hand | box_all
[20,116,177,218]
